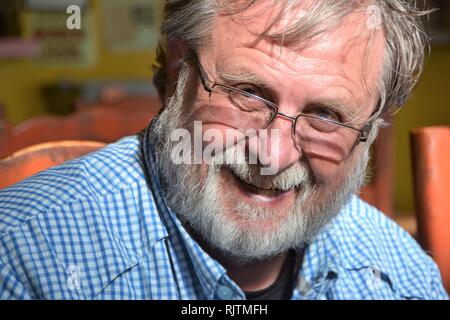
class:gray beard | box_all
[150,66,371,264]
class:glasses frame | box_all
[191,51,372,144]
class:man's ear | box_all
[166,38,189,82]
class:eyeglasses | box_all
[190,51,373,161]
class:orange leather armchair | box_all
[0,96,160,159]
[411,126,450,293]
[0,140,105,190]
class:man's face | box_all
[155,3,384,262]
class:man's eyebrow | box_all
[217,69,268,87]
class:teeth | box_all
[228,168,288,192]
[242,177,272,190]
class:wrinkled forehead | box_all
[213,0,383,44]
[207,0,385,89]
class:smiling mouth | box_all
[222,166,296,200]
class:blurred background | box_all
[0,0,449,217]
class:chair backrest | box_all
[12,106,155,152]
[0,96,159,158]
[410,126,450,292]
[0,140,105,189]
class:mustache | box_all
[223,161,311,192]
[212,143,312,191]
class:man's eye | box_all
[234,84,262,97]
[307,106,342,122]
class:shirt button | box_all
[215,285,235,300]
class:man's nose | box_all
[248,115,302,174]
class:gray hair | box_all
[153,0,433,119]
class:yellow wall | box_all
[394,44,450,214]
[0,0,159,124]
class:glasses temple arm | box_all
[190,51,213,93]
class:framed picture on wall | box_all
[99,0,162,53]
[24,0,96,66]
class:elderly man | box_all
[0,0,448,300]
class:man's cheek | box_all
[307,157,348,188]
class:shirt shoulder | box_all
[314,195,448,299]
[0,135,168,299]
[0,136,144,236]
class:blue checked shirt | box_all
[0,128,448,300]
